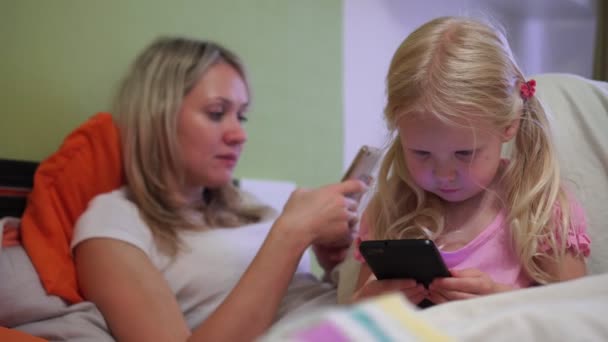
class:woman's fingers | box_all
[334,178,367,196]
[281,179,369,245]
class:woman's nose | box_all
[224,117,247,145]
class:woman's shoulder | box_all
[86,187,135,210]
[73,187,154,249]
[79,187,148,223]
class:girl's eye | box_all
[412,150,430,158]
[455,150,474,159]
[237,113,248,123]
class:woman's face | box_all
[177,62,249,196]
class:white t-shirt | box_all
[71,188,336,329]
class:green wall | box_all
[0,1,343,188]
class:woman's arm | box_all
[312,238,353,281]
[76,180,366,342]
[75,239,192,341]
[191,221,311,341]
[76,224,309,342]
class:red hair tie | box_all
[520,79,536,100]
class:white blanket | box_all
[263,273,608,341]
[420,273,608,341]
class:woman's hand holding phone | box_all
[311,146,381,275]
[341,146,382,201]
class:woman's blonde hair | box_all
[114,37,268,256]
[366,16,580,284]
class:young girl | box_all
[352,16,591,306]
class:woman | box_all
[72,37,368,341]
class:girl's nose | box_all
[434,164,457,182]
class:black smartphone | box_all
[358,239,450,287]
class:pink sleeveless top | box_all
[354,202,590,288]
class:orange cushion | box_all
[0,327,47,342]
[21,113,123,303]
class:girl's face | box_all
[398,114,512,203]
[177,62,249,197]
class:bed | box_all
[1,73,607,341]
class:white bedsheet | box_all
[262,273,608,341]
[419,273,608,341]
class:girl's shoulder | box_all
[543,189,591,256]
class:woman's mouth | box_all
[216,154,238,168]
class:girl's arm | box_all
[537,252,587,281]
[76,180,365,342]
[538,196,589,282]
[354,262,373,296]
[428,254,587,304]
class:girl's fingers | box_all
[402,285,428,304]
[438,290,477,301]
[427,291,448,304]
[431,276,493,295]
[359,277,420,297]
[408,292,428,305]
[429,287,478,302]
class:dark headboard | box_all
[0,159,39,217]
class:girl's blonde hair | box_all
[367,16,579,284]
[114,37,268,256]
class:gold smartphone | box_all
[342,145,382,200]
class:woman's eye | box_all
[237,113,248,123]
[208,111,224,121]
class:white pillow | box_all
[239,178,297,213]
[534,73,608,274]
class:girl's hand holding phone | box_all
[427,268,512,303]
[351,274,428,305]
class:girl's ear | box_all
[502,118,520,142]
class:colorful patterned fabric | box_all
[262,293,452,341]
